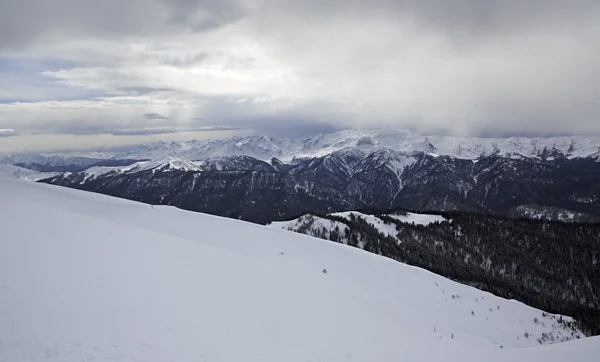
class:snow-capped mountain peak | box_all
[133,156,202,172]
[109,128,600,163]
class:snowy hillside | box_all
[270,211,447,246]
[0,164,56,181]
[113,128,600,162]
[1,177,597,362]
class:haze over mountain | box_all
[1,1,599,153]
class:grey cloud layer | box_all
[3,1,596,49]
[0,0,599,153]
[0,0,245,49]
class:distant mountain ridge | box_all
[3,129,600,169]
[40,149,600,223]
[0,154,140,172]
[2,129,599,222]
[111,129,600,162]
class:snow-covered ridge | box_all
[73,155,274,182]
[0,164,57,181]
[113,128,600,162]
[1,178,596,362]
[3,129,599,175]
[130,156,202,172]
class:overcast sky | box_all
[1,0,599,153]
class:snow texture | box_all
[0,177,598,362]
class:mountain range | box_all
[2,129,599,223]
[109,128,600,161]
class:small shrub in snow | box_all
[322,268,328,274]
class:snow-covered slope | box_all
[387,211,448,225]
[113,129,600,162]
[0,177,597,362]
[0,164,56,180]
[128,156,202,172]
[71,158,202,182]
[271,211,447,242]
[333,211,401,238]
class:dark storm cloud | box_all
[142,113,169,120]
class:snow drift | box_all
[0,177,598,362]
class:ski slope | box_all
[0,177,598,362]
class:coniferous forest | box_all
[279,210,600,335]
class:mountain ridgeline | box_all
[39,149,600,223]
[270,210,600,336]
